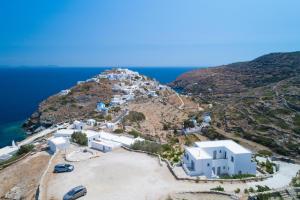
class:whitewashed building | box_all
[48,137,69,153]
[182,140,256,178]
[54,129,75,138]
[0,141,19,161]
[86,119,96,126]
[84,130,101,147]
[91,140,121,152]
[73,120,84,130]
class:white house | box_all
[73,120,84,130]
[110,95,125,106]
[54,129,75,138]
[86,119,96,126]
[182,140,256,178]
[0,141,19,161]
[83,130,101,147]
[91,140,121,152]
[48,137,69,153]
[59,89,71,96]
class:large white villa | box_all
[182,140,256,178]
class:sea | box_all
[0,66,198,148]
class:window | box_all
[186,154,189,160]
[207,163,210,167]
[231,156,234,162]
[223,166,225,169]
[219,150,222,153]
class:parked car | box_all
[63,185,87,200]
[53,164,74,173]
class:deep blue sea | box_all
[0,66,198,147]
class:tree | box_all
[17,144,34,155]
[71,132,88,146]
[183,119,195,128]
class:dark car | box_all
[53,164,74,173]
[63,185,87,200]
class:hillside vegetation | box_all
[171,52,300,159]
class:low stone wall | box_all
[175,191,240,200]
[0,152,32,170]
[65,148,99,162]
[35,151,58,200]
[122,146,272,183]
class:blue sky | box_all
[0,0,300,66]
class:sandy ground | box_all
[127,95,198,140]
[45,149,247,200]
[128,98,187,138]
[0,151,50,199]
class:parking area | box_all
[44,149,245,200]
[44,148,300,200]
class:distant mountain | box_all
[171,51,300,159]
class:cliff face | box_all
[23,79,114,132]
[171,52,300,158]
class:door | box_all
[217,167,221,175]
[213,150,217,159]
[191,160,195,171]
[212,167,215,175]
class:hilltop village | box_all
[0,68,300,200]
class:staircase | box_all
[279,188,297,200]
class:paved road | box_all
[18,127,58,146]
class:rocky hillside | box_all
[23,79,114,133]
[171,51,300,158]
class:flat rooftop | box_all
[185,147,212,160]
[194,140,251,154]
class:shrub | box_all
[248,187,255,193]
[256,185,270,192]
[244,188,248,194]
[128,130,141,138]
[113,129,124,134]
[210,185,224,192]
[71,132,88,146]
[234,188,240,193]
[123,111,145,123]
[131,141,162,154]
[265,159,274,174]
[183,119,195,128]
[105,115,112,121]
[220,174,255,179]
[257,150,272,157]
[17,144,34,155]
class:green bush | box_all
[248,187,255,193]
[114,129,124,134]
[128,130,141,138]
[256,185,271,192]
[210,185,224,192]
[220,174,255,179]
[257,150,273,157]
[123,111,145,123]
[17,144,34,155]
[265,159,274,174]
[234,188,240,193]
[131,141,162,154]
[71,132,88,146]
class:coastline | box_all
[0,121,27,148]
